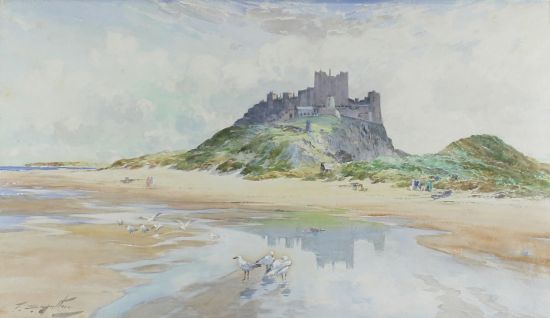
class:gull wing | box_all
[255,255,268,264]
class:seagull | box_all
[233,256,261,281]
[139,224,149,233]
[209,232,220,240]
[267,256,292,281]
[305,227,325,233]
[153,223,164,231]
[116,219,124,226]
[147,212,162,222]
[139,212,162,222]
[255,251,275,273]
[126,225,137,234]
[176,219,192,231]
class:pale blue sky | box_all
[1,0,549,164]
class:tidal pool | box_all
[0,215,27,231]
[0,186,88,199]
[91,208,550,318]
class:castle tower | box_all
[313,70,349,106]
[267,91,276,108]
[367,91,382,124]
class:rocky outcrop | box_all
[235,93,296,126]
[323,116,395,162]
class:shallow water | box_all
[0,215,27,231]
[0,186,88,199]
[90,206,550,318]
[0,165,95,171]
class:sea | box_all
[0,166,96,171]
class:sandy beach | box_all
[1,168,550,317]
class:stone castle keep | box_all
[235,70,383,126]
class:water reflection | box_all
[248,222,387,269]
[94,209,550,318]
[240,288,257,299]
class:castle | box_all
[235,70,383,126]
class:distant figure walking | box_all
[146,176,154,188]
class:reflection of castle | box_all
[249,224,387,269]
[235,70,383,126]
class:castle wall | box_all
[235,71,381,126]
[335,91,383,124]
[235,94,297,126]
[298,87,315,106]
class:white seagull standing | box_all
[233,256,261,281]
[126,225,137,234]
[255,251,275,273]
[139,224,149,233]
[267,256,292,281]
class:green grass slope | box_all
[112,116,342,179]
[174,116,341,179]
[342,134,550,196]
[111,151,185,169]
[440,134,540,171]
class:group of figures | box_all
[410,179,434,192]
[233,251,292,282]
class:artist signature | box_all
[14,296,83,317]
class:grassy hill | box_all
[342,135,550,197]
[111,123,549,196]
[112,116,347,179]
[111,151,185,170]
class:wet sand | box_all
[0,168,549,316]
[122,271,265,318]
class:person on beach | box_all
[146,176,154,188]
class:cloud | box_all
[0,0,549,164]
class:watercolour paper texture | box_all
[0,1,549,317]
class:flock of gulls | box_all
[234,251,292,282]
[115,212,201,237]
[116,213,291,282]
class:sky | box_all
[0,0,549,165]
